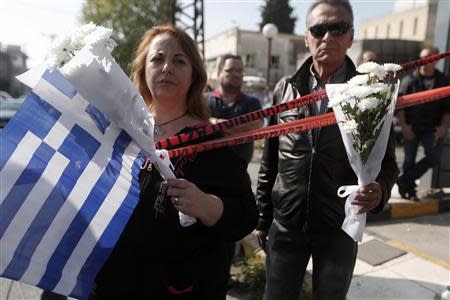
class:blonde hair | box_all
[130,24,209,121]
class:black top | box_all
[206,90,262,165]
[399,70,450,128]
[89,126,258,300]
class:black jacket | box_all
[90,128,258,300]
[399,70,450,128]
[256,56,399,233]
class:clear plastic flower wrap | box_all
[326,62,401,241]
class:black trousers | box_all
[264,220,358,300]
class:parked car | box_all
[0,91,14,102]
[0,93,24,131]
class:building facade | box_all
[359,0,437,45]
[204,27,307,86]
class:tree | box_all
[259,0,297,34]
[82,0,171,73]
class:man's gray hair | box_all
[306,0,354,26]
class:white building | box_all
[203,27,307,86]
[359,0,437,44]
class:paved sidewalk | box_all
[236,227,449,300]
[345,232,449,300]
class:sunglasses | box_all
[309,22,352,38]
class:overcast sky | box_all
[0,0,393,67]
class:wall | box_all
[359,3,434,44]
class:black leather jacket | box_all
[256,56,399,233]
[399,70,450,128]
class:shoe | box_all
[400,189,418,201]
[397,177,417,201]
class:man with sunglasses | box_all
[255,1,398,299]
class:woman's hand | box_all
[166,178,224,226]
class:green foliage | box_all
[259,0,297,34]
[82,0,170,73]
[241,256,266,300]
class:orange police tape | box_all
[167,86,450,158]
[156,50,450,151]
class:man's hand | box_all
[436,124,448,139]
[402,124,415,140]
[351,182,382,214]
[255,229,268,252]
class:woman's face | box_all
[145,33,193,105]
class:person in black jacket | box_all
[255,1,399,300]
[397,47,450,200]
[88,24,258,300]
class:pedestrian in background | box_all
[205,54,263,287]
[255,1,399,299]
[397,47,450,200]
[357,49,377,65]
[206,54,263,166]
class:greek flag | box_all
[0,70,144,299]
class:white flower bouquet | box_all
[326,61,401,241]
[17,23,196,227]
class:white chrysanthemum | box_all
[358,97,380,111]
[356,61,379,74]
[328,93,353,108]
[85,26,114,45]
[348,74,369,86]
[370,83,389,94]
[383,63,402,73]
[348,85,373,99]
[46,35,72,68]
[356,61,387,79]
[44,22,115,70]
[341,119,357,133]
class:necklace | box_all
[154,111,188,136]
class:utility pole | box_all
[171,0,205,59]
[165,0,176,24]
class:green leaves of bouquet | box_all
[328,62,402,163]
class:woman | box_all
[88,24,258,299]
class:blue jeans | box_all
[401,126,443,190]
[263,220,357,300]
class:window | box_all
[386,24,390,38]
[413,17,418,36]
[375,26,378,38]
[399,21,404,38]
[244,54,255,68]
[271,55,280,68]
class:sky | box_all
[0,0,394,68]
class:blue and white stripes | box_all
[0,70,143,299]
